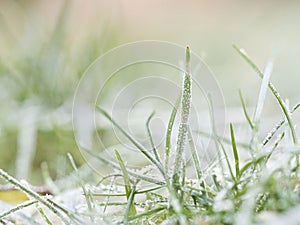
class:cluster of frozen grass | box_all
[1,45,300,225]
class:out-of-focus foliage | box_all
[0,1,119,182]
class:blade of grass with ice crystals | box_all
[173,46,192,184]
[37,206,53,225]
[82,147,165,185]
[265,132,285,163]
[196,130,249,149]
[0,169,75,225]
[187,128,202,180]
[124,184,137,224]
[238,89,254,129]
[218,140,236,182]
[253,60,273,123]
[207,93,225,175]
[239,154,267,178]
[97,107,165,177]
[146,111,162,165]
[230,123,240,178]
[208,91,235,181]
[263,103,300,146]
[127,206,166,222]
[67,153,95,223]
[0,200,37,220]
[89,185,165,197]
[233,44,298,145]
[114,150,137,217]
[103,175,116,213]
[251,60,273,149]
[165,95,180,182]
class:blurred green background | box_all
[0,0,299,183]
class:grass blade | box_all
[253,60,273,123]
[146,111,162,165]
[230,123,240,178]
[173,46,192,184]
[0,200,37,220]
[165,95,180,182]
[239,89,254,129]
[128,206,166,222]
[82,147,165,185]
[114,150,137,217]
[97,107,165,177]
[233,44,298,145]
[37,206,53,225]
[218,140,236,182]
[124,184,137,224]
[67,153,95,223]
[187,128,202,180]
[0,169,73,225]
[265,132,285,163]
[263,103,300,145]
[195,130,249,149]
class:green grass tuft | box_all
[1,45,300,225]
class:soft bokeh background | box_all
[0,0,299,183]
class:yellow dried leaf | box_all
[0,189,29,204]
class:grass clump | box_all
[1,45,300,225]
[91,46,300,224]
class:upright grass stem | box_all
[173,46,192,185]
[165,96,180,185]
[146,111,162,165]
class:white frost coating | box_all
[254,60,273,123]
[240,48,248,56]
[259,204,300,225]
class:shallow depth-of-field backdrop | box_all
[0,0,299,183]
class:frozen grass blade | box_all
[208,93,225,174]
[37,206,53,225]
[89,185,165,197]
[114,150,137,217]
[239,89,254,129]
[102,176,116,213]
[233,44,298,145]
[67,153,95,223]
[208,93,235,181]
[219,140,236,182]
[173,46,192,185]
[196,130,249,149]
[97,107,165,177]
[128,206,166,222]
[0,169,73,225]
[165,95,180,182]
[146,111,162,165]
[263,103,300,146]
[251,59,273,150]
[230,123,240,178]
[82,147,165,185]
[253,60,273,123]
[0,200,37,220]
[187,128,202,180]
[265,132,285,163]
[124,184,137,224]
[239,155,265,178]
